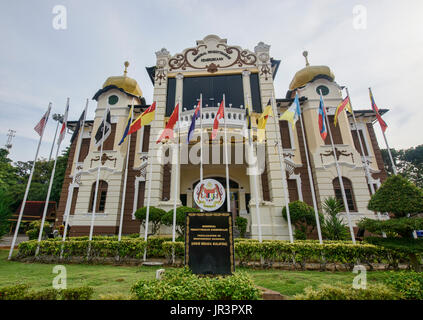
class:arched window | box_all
[332,177,357,212]
[88,180,108,213]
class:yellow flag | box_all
[257,105,273,142]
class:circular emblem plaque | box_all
[193,179,226,212]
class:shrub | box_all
[321,197,350,241]
[162,206,199,238]
[131,268,261,300]
[384,271,423,300]
[368,175,423,218]
[60,286,94,300]
[24,288,59,300]
[0,187,12,239]
[282,201,320,240]
[359,217,423,239]
[134,206,166,236]
[295,283,402,300]
[162,241,185,263]
[26,220,52,240]
[0,284,30,300]
[235,217,248,238]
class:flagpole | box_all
[320,91,356,244]
[223,94,231,214]
[35,137,62,256]
[346,88,386,238]
[142,147,154,261]
[247,95,262,242]
[118,99,134,241]
[270,93,294,243]
[171,99,181,263]
[60,99,88,258]
[87,107,108,257]
[200,94,204,190]
[296,91,323,244]
[48,118,60,162]
[8,103,52,260]
[35,98,69,256]
[369,88,397,175]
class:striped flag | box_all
[318,95,327,141]
[57,100,69,145]
[369,88,388,132]
[212,100,225,140]
[118,105,134,146]
[127,102,156,136]
[280,93,301,129]
[187,99,201,143]
[34,107,51,136]
[334,96,352,127]
[94,107,112,147]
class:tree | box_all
[367,175,423,218]
[382,145,423,188]
[162,206,198,238]
[0,187,12,239]
[321,197,350,241]
[359,175,423,272]
[282,201,322,240]
[134,206,166,237]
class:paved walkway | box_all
[0,235,29,248]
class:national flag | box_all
[118,105,134,146]
[127,102,156,136]
[318,95,327,141]
[334,96,352,127]
[257,100,274,142]
[212,99,225,140]
[156,103,179,144]
[34,106,51,137]
[369,88,388,133]
[187,99,201,143]
[94,107,112,147]
[70,107,86,144]
[280,93,301,129]
[57,100,69,145]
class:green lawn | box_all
[0,249,391,299]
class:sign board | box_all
[193,179,225,212]
[185,212,235,275]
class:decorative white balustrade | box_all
[176,106,247,130]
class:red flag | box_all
[369,88,388,133]
[127,102,156,136]
[156,103,179,143]
[212,100,224,140]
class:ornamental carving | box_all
[167,35,257,73]
[90,153,117,167]
[155,68,166,86]
[320,148,355,164]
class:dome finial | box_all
[124,61,130,76]
[302,51,310,67]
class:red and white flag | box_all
[156,103,179,144]
[57,99,69,145]
[34,105,51,136]
[212,99,225,140]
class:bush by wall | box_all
[131,268,261,300]
[294,283,402,300]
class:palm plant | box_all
[321,197,349,240]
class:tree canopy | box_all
[367,174,423,217]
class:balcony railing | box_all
[176,107,247,130]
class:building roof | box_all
[10,201,57,222]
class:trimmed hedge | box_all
[384,271,423,300]
[0,284,94,300]
[17,238,408,269]
[295,283,402,300]
[131,268,261,300]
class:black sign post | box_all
[185,212,235,275]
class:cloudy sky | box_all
[0,0,422,162]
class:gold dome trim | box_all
[102,61,143,97]
[289,65,335,91]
